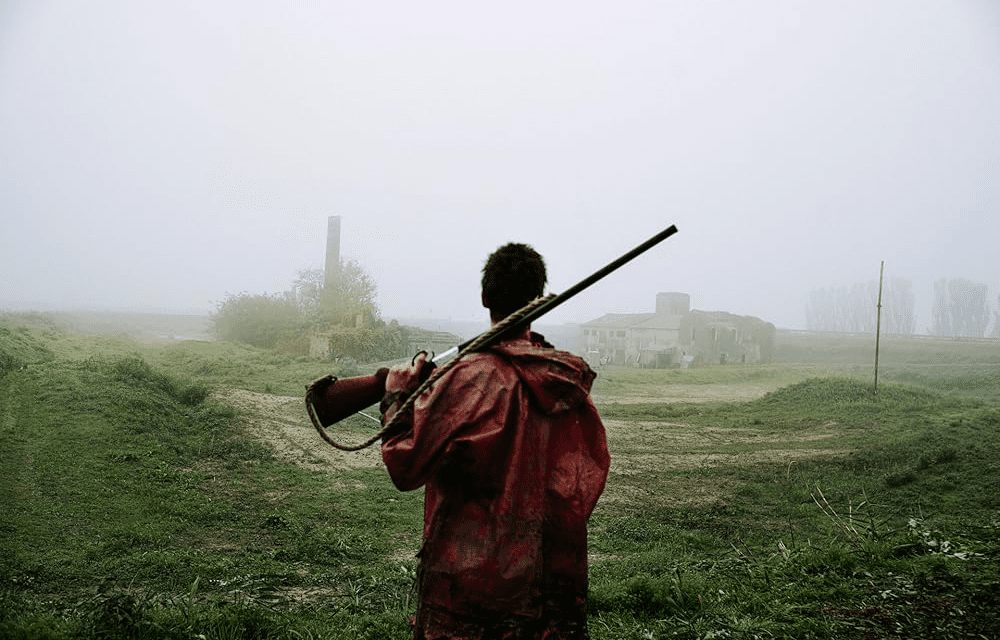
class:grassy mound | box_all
[0,326,420,639]
[758,376,937,406]
[0,315,57,378]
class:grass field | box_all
[2,313,998,639]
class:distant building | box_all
[580,292,775,368]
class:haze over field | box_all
[2,1,998,331]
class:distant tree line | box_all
[931,278,994,338]
[805,278,915,334]
[806,276,997,338]
[996,294,1000,339]
[210,259,410,361]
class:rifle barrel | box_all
[458,224,678,352]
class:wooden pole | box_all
[874,260,885,395]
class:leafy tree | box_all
[210,259,400,362]
[292,267,325,321]
[294,260,379,327]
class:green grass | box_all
[774,330,1000,400]
[0,317,57,378]
[2,318,999,638]
[147,338,387,397]
[1,322,418,639]
[589,377,1000,638]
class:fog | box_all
[2,1,998,331]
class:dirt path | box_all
[213,389,383,472]
[214,385,843,511]
[591,381,789,404]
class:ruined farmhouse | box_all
[581,292,775,368]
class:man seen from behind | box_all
[380,242,610,640]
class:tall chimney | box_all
[324,215,341,289]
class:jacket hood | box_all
[488,333,596,414]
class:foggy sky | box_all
[2,1,999,331]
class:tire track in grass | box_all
[600,417,847,509]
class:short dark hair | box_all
[481,243,547,321]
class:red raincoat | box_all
[381,333,610,640]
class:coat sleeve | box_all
[380,358,509,491]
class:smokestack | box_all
[324,215,341,289]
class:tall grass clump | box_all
[0,350,21,379]
[0,321,56,379]
[107,355,211,407]
[145,338,389,396]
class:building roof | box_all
[632,314,684,330]
[581,312,685,330]
[580,313,655,329]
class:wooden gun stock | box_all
[306,368,389,427]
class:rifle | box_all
[305,224,678,450]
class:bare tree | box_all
[931,279,951,336]
[883,278,915,335]
[847,281,877,333]
[805,289,837,332]
[932,278,989,337]
[807,278,914,334]
[950,279,989,337]
[993,293,1000,338]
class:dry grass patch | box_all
[601,417,849,509]
[214,388,383,473]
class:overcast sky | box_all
[2,1,998,331]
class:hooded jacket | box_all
[381,333,609,639]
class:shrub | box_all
[0,350,22,379]
[210,292,303,349]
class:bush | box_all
[210,292,304,349]
[0,350,22,379]
[320,326,406,363]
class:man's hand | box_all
[386,351,430,396]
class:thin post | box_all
[873,260,884,395]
